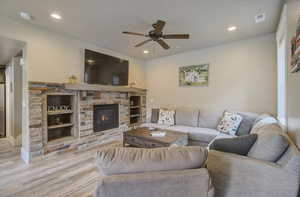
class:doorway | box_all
[0,36,25,146]
[0,67,5,138]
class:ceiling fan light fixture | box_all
[122,20,189,50]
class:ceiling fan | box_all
[122,20,190,50]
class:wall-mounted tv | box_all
[84,49,129,86]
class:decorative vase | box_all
[68,75,77,84]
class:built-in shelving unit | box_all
[129,96,141,125]
[45,93,76,142]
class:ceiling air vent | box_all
[255,13,266,23]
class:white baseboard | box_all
[21,147,30,164]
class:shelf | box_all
[48,123,73,130]
[130,106,140,109]
[48,110,73,115]
[130,114,141,118]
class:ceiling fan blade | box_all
[162,34,190,39]
[134,39,152,47]
[122,31,145,36]
[157,39,170,50]
[154,20,166,33]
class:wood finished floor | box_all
[0,138,120,197]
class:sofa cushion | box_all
[247,124,289,162]
[236,112,257,136]
[140,123,171,130]
[198,110,224,129]
[250,114,277,134]
[96,146,207,176]
[175,107,199,127]
[169,125,220,143]
[276,145,300,175]
[158,109,175,125]
[210,134,258,156]
[151,108,160,123]
[217,111,243,136]
[254,113,273,124]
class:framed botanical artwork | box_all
[291,16,300,73]
[179,64,209,87]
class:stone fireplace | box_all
[93,104,119,133]
[27,82,146,163]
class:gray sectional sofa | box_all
[207,123,300,197]
[94,108,300,197]
[141,108,265,146]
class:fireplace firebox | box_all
[93,104,119,132]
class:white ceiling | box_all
[0,36,25,65]
[0,0,283,59]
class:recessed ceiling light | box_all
[143,50,149,54]
[227,26,237,32]
[51,13,62,20]
[20,12,34,21]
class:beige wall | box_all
[286,0,300,147]
[0,16,146,88]
[145,34,277,116]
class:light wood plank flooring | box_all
[0,138,120,197]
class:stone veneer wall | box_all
[28,82,146,162]
[79,91,130,137]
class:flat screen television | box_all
[84,49,129,86]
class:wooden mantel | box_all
[64,83,146,93]
[29,81,146,93]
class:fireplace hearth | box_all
[93,104,119,132]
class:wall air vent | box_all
[255,13,266,23]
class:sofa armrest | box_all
[207,150,299,197]
[96,168,214,197]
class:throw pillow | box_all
[210,134,258,155]
[151,108,160,123]
[236,113,257,136]
[250,114,277,134]
[217,111,243,136]
[247,124,289,162]
[158,109,175,125]
[254,113,273,124]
